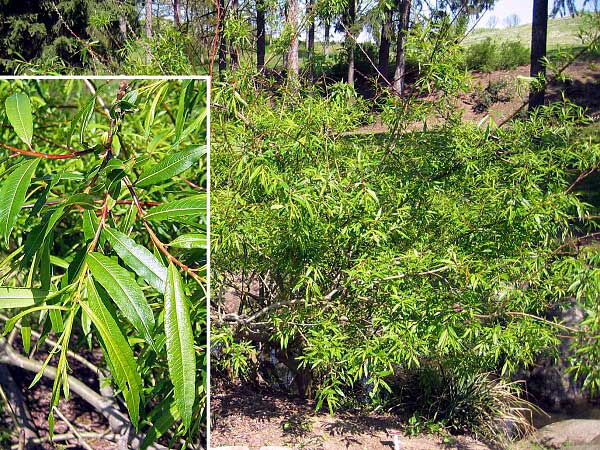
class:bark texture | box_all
[528,0,548,111]
[393,0,412,95]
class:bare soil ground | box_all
[352,57,600,135]
[1,337,118,450]
[210,381,493,450]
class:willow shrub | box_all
[0,79,207,449]
[211,65,600,434]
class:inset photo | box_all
[0,77,207,449]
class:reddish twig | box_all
[566,166,597,194]
[0,142,96,159]
[209,0,222,78]
[88,193,110,253]
[122,176,205,284]
[182,178,204,190]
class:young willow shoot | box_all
[0,79,207,449]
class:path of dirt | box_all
[210,382,493,450]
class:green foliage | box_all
[120,28,199,76]
[212,50,600,441]
[0,79,207,447]
[0,0,139,73]
[165,262,196,430]
[4,92,33,146]
[465,38,530,72]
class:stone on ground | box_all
[532,419,600,449]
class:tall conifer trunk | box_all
[393,0,412,96]
[528,0,548,112]
[257,0,266,70]
[287,0,299,80]
[378,7,393,83]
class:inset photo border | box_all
[0,76,209,450]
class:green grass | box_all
[464,14,590,49]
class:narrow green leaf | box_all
[82,210,99,241]
[178,108,207,144]
[104,227,167,292]
[118,203,136,234]
[144,84,167,140]
[69,96,96,145]
[140,397,177,450]
[83,278,143,427]
[174,80,193,143]
[5,93,33,146]
[136,146,206,187]
[0,159,40,245]
[21,316,31,353]
[169,234,206,249]
[87,252,156,349]
[164,263,195,430]
[145,196,206,222]
[49,310,64,333]
[0,287,50,309]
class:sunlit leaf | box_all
[0,287,50,309]
[5,92,33,146]
[145,196,206,222]
[87,252,156,349]
[164,263,195,430]
[0,159,40,246]
[83,278,143,427]
[136,146,206,187]
[104,226,167,292]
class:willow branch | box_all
[566,165,597,194]
[10,432,117,449]
[0,142,96,159]
[0,315,102,375]
[0,365,38,446]
[88,192,110,253]
[0,338,129,430]
[381,265,450,281]
[122,175,205,284]
[52,407,94,450]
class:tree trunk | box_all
[346,0,356,86]
[378,7,393,83]
[173,0,180,27]
[307,0,315,58]
[230,0,240,69]
[118,15,128,42]
[324,20,331,56]
[145,0,152,39]
[528,0,548,112]
[257,0,266,70]
[218,0,227,75]
[287,0,299,80]
[392,0,412,96]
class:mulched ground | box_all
[1,335,119,450]
[210,380,493,450]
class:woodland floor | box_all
[210,381,493,450]
[351,56,600,135]
[1,336,118,450]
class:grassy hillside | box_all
[464,14,589,49]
